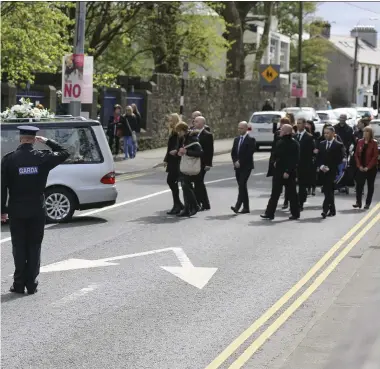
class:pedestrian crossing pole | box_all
[296,2,303,108]
[69,1,86,117]
[179,61,189,117]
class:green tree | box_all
[1,1,73,84]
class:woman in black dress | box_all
[164,113,184,215]
[306,120,321,196]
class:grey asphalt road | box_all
[1,152,380,369]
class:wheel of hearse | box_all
[44,187,76,223]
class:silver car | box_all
[1,117,118,223]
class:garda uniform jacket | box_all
[1,140,70,218]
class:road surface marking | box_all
[40,247,217,290]
[229,210,380,368]
[51,284,99,307]
[0,171,268,245]
[205,202,380,369]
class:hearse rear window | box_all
[1,126,102,164]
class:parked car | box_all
[1,116,118,223]
[282,106,316,115]
[369,118,380,169]
[248,111,286,149]
[356,107,377,120]
[316,110,339,124]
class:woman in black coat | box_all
[176,122,203,217]
[306,120,321,196]
[164,113,184,215]
[107,104,122,155]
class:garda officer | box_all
[1,126,70,294]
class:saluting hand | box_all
[35,136,48,143]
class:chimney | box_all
[310,21,331,39]
[351,26,378,48]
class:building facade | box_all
[324,26,380,107]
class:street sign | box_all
[62,54,93,104]
[260,64,281,91]
[40,247,218,290]
[290,73,308,98]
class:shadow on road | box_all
[129,211,187,224]
[339,209,367,215]
[53,216,108,229]
[297,216,324,223]
[1,292,26,304]
[249,218,289,226]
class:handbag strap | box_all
[125,117,133,133]
[184,142,201,149]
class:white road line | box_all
[50,284,99,307]
[1,170,268,245]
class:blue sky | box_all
[314,2,380,36]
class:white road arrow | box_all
[40,247,217,290]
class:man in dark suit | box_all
[261,124,300,220]
[317,126,346,218]
[231,121,256,214]
[295,118,316,211]
[193,116,214,210]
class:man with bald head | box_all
[191,110,210,132]
[231,121,256,214]
[261,124,300,220]
[193,115,214,210]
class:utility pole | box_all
[296,1,303,108]
[69,2,86,117]
[179,61,189,116]
[352,34,359,106]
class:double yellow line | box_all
[206,202,380,369]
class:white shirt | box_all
[197,127,205,137]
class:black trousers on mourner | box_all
[321,173,336,215]
[10,214,45,291]
[108,136,120,155]
[265,172,300,218]
[181,175,198,211]
[167,170,183,208]
[355,168,377,206]
[194,168,210,209]
[234,168,252,210]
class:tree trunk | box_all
[222,2,243,78]
[253,2,273,79]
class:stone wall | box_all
[140,73,327,150]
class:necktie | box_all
[327,141,331,150]
[297,134,301,141]
[238,136,244,152]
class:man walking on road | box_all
[231,121,256,214]
[317,126,346,218]
[193,116,214,211]
[261,124,300,220]
[191,110,211,132]
[296,118,316,211]
[1,126,70,294]
[333,114,355,155]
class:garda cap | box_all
[17,125,40,136]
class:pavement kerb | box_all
[114,148,231,176]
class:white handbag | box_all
[180,142,201,176]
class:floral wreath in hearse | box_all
[0,98,55,121]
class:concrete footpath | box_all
[277,235,380,369]
[114,138,234,175]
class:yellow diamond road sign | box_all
[261,65,279,83]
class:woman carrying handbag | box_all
[175,121,203,217]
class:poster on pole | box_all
[62,54,93,104]
[290,73,307,98]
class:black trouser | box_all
[266,172,299,218]
[108,135,120,155]
[167,170,182,208]
[321,173,336,214]
[194,168,210,209]
[298,176,308,207]
[355,168,377,206]
[181,175,198,211]
[10,214,45,291]
[235,168,252,210]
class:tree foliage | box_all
[1,1,73,84]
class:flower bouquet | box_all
[0,98,55,121]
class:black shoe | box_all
[364,204,370,209]
[352,203,362,209]
[189,207,198,217]
[239,209,250,214]
[177,210,189,217]
[289,215,299,220]
[167,207,178,215]
[10,285,25,294]
[27,288,38,295]
[327,211,336,217]
[282,203,289,210]
[231,206,238,214]
[260,214,274,220]
[321,212,327,219]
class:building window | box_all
[376,68,379,82]
[361,66,365,85]
[363,95,368,107]
[269,38,276,63]
[368,67,372,86]
[280,42,287,71]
